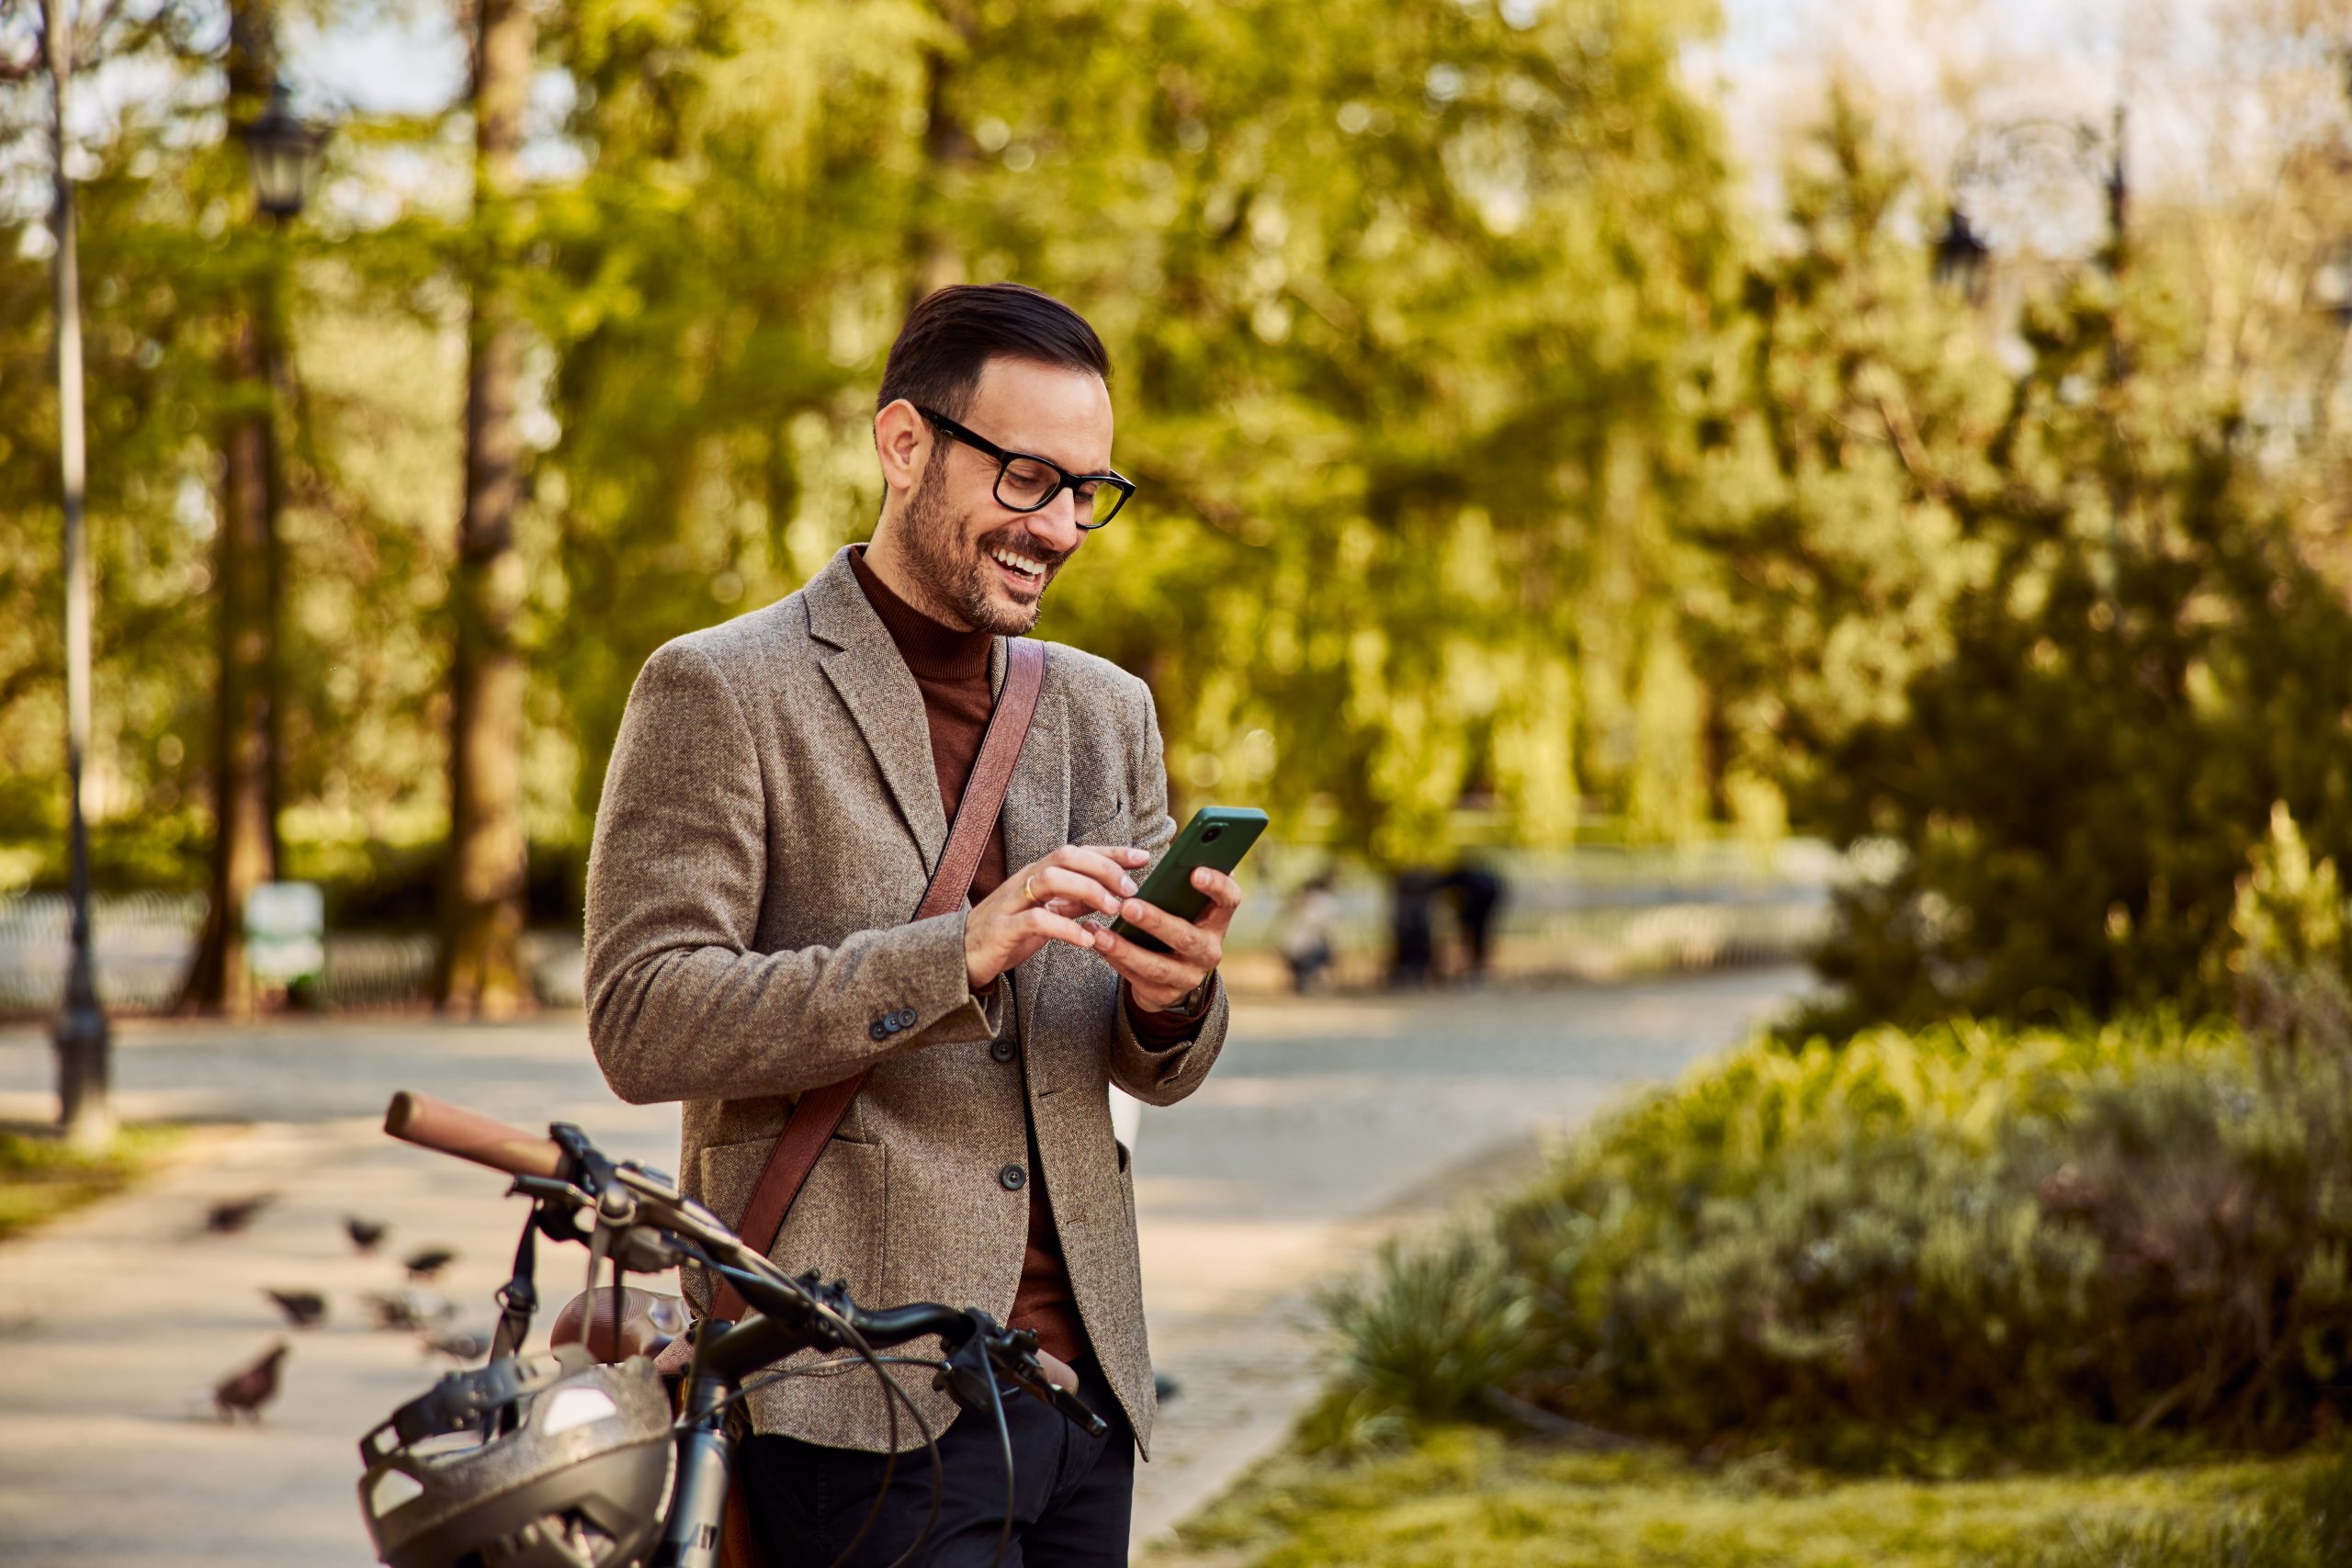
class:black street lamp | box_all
[236,83,329,220]
[1931,206,1991,301]
[1934,106,2129,294]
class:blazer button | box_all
[897,1009,918,1030]
[990,1039,1016,1063]
[999,1164,1026,1192]
[868,1021,889,1041]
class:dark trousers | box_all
[739,1352,1135,1568]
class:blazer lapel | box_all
[805,549,950,873]
[995,638,1069,1053]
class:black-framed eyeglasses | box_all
[916,407,1136,529]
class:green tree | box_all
[434,0,538,1016]
[1693,102,2352,1029]
[538,0,1741,866]
[182,0,294,1017]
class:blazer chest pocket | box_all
[1070,794,1130,851]
[698,1134,888,1303]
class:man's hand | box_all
[966,844,1152,992]
[1094,866,1242,1012]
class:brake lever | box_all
[968,1332,1110,1438]
[1023,1369,1110,1438]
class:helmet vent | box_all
[368,1470,425,1514]
[539,1387,620,1437]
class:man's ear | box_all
[874,399,931,499]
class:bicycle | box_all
[357,1090,1106,1568]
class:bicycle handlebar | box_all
[384,1090,568,1180]
[381,1089,1113,1440]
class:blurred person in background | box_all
[1387,868,1440,987]
[1280,870,1339,993]
[1441,862,1504,981]
[585,283,1243,1566]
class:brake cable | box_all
[669,1239,940,1568]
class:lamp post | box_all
[182,78,323,1019]
[46,0,108,1147]
[237,83,329,221]
[1933,106,2129,292]
[1931,205,1991,301]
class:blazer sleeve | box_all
[1106,681,1229,1106]
[584,639,1001,1106]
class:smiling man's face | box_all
[891,355,1114,636]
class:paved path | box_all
[0,969,1804,1565]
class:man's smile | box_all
[988,543,1048,580]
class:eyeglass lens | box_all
[995,457,1124,526]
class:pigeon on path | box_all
[402,1247,457,1281]
[212,1341,289,1423]
[365,1288,454,1332]
[205,1194,276,1235]
[262,1289,327,1329]
[345,1215,390,1254]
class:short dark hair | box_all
[876,283,1110,419]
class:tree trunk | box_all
[180,1,283,1019]
[907,4,978,309]
[433,0,533,1018]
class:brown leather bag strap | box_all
[711,637,1047,1324]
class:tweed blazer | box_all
[582,546,1228,1455]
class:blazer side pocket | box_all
[766,1136,888,1303]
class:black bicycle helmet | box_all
[357,1347,673,1568]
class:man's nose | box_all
[1024,490,1086,554]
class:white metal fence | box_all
[0,897,580,1019]
[0,842,1837,1017]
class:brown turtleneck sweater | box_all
[847,546,1196,1363]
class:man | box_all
[584,282,1239,1566]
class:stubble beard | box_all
[898,451,1058,637]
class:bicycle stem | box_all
[654,1364,739,1568]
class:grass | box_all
[0,1123,184,1241]
[1160,1427,2343,1568]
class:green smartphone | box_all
[1107,806,1270,954]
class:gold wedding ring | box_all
[1024,874,1043,905]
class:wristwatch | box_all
[1156,974,1215,1018]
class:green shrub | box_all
[1319,1009,2352,1467]
[1303,1231,1535,1456]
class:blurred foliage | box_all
[1,0,1745,901]
[1,0,2348,1052]
[1306,1229,1535,1459]
[1169,1423,2338,1568]
[1315,942,2352,1466]
[1688,100,2352,1031]
[536,0,1741,862]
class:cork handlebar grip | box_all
[383,1090,568,1180]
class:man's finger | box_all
[1093,928,1196,991]
[1113,896,1216,963]
[1188,868,1243,932]
[1018,907,1099,953]
[1036,1348,1080,1393]
[1025,865,1125,918]
[1190,867,1241,908]
[1045,845,1143,898]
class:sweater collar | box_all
[846,544,993,681]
